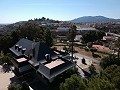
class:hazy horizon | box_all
[1,0,120,24]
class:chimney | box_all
[15,44,19,50]
[32,43,34,49]
[18,46,22,51]
[22,48,26,54]
[45,54,51,62]
[32,43,35,57]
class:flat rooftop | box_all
[45,59,65,69]
[16,57,27,63]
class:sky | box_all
[0,0,120,24]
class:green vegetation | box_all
[0,22,53,54]
[115,37,120,58]
[50,68,78,90]
[0,53,12,65]
[8,81,30,90]
[44,29,53,47]
[60,65,120,90]
[0,35,13,53]
[100,55,120,69]
[82,31,105,43]
[67,25,77,41]
[60,74,87,90]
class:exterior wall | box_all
[19,64,32,73]
[49,78,54,82]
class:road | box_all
[72,53,100,77]
[73,53,100,64]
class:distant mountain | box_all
[70,16,120,23]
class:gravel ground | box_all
[0,65,15,90]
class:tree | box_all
[60,74,87,90]
[44,29,53,47]
[87,65,120,90]
[99,65,120,90]
[115,37,120,58]
[0,35,13,53]
[100,55,120,69]
[63,46,68,53]
[1,55,12,65]
[68,25,77,42]
[68,25,77,62]
[59,65,120,90]
[89,64,97,76]
[17,22,45,42]
[8,81,30,90]
[42,17,46,21]
[8,82,21,90]
[21,81,30,90]
[82,31,105,43]
[90,47,97,56]
[11,31,20,44]
[88,77,115,90]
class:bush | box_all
[8,82,30,90]
[97,51,110,55]
[84,47,89,51]
[21,81,30,90]
[8,82,21,90]
[51,47,57,50]
[90,47,97,52]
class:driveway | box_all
[72,53,100,77]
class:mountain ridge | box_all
[70,16,120,23]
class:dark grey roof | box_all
[37,58,73,80]
[29,43,58,66]
[10,38,37,56]
[10,38,58,66]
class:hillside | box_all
[70,16,120,23]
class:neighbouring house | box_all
[102,36,118,42]
[92,44,109,51]
[56,35,68,42]
[77,27,97,34]
[74,35,82,42]
[10,38,73,82]
[55,27,70,42]
[56,27,70,36]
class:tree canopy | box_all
[100,55,120,69]
[60,74,87,90]
[82,31,105,43]
[44,29,53,47]
[8,81,30,90]
[17,22,45,41]
[67,25,77,41]
[60,65,120,90]
[0,35,13,53]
